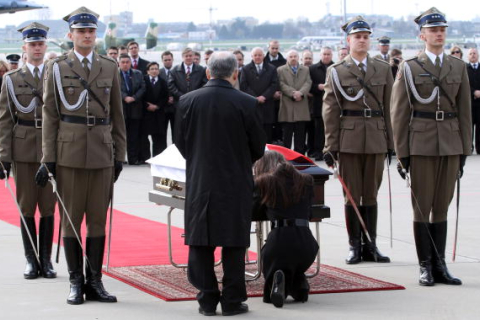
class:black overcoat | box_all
[309,61,333,117]
[142,75,169,135]
[175,79,266,247]
[120,68,146,120]
[240,61,278,124]
[167,63,208,102]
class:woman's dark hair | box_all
[253,151,313,208]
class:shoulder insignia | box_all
[373,57,389,64]
[5,68,21,76]
[331,60,345,68]
[99,54,117,64]
[405,56,418,61]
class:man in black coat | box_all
[119,54,146,165]
[309,47,334,160]
[168,47,207,141]
[467,48,480,153]
[142,62,169,157]
[264,40,287,144]
[127,41,150,75]
[240,47,278,143]
[159,51,175,143]
[175,52,266,316]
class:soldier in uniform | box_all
[0,23,57,280]
[391,8,471,286]
[323,16,393,265]
[374,36,391,62]
[6,54,21,70]
[35,7,127,304]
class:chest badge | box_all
[104,87,110,95]
[67,87,75,95]
[347,87,355,95]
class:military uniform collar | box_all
[424,49,444,66]
[74,50,93,65]
[350,56,367,68]
[25,62,44,77]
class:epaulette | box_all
[331,60,346,68]
[99,54,117,65]
[405,56,418,61]
[373,57,389,64]
[5,68,21,76]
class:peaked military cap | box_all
[414,7,448,29]
[342,16,372,35]
[6,54,21,64]
[63,6,99,29]
[377,36,391,45]
[17,22,49,42]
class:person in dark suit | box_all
[467,48,480,153]
[168,47,207,143]
[264,40,287,144]
[142,62,169,157]
[240,47,278,143]
[127,41,150,75]
[253,151,318,308]
[160,51,176,143]
[119,54,146,165]
[175,52,266,316]
[309,47,334,161]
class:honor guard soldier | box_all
[0,23,57,280]
[391,7,471,286]
[6,53,21,70]
[374,36,391,62]
[323,16,394,265]
[35,7,127,304]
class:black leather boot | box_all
[291,274,310,303]
[430,221,462,285]
[361,205,390,263]
[39,216,57,278]
[413,222,434,286]
[64,237,85,305]
[345,205,362,264]
[85,236,117,302]
[21,217,39,279]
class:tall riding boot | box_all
[85,236,117,302]
[413,222,434,286]
[21,217,39,279]
[39,216,57,278]
[361,205,390,263]
[63,237,85,305]
[345,205,362,264]
[430,221,462,285]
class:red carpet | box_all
[1,178,404,301]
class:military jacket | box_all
[0,65,45,163]
[390,52,472,158]
[41,50,126,169]
[322,55,394,154]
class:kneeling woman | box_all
[253,151,319,308]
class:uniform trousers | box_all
[338,153,384,206]
[410,155,459,223]
[188,246,247,311]
[13,162,55,218]
[57,166,113,237]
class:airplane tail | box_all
[145,22,159,50]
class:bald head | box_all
[251,47,265,64]
[286,50,299,67]
[268,40,280,58]
[468,48,478,64]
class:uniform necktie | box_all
[33,67,40,84]
[133,59,138,69]
[82,57,90,78]
[358,62,366,77]
[435,56,441,74]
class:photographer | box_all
[390,48,403,79]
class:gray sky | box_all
[1,0,478,28]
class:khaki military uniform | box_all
[41,50,126,237]
[374,54,390,62]
[0,65,56,217]
[391,52,472,222]
[323,55,394,206]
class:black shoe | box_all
[346,245,362,264]
[21,217,39,279]
[270,270,285,308]
[291,277,310,303]
[39,216,57,278]
[361,205,390,263]
[222,303,249,316]
[430,221,462,285]
[362,244,391,263]
[85,237,117,302]
[198,307,216,316]
[345,205,362,264]
[419,263,434,286]
[67,277,85,305]
[413,222,434,286]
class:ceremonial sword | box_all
[386,157,393,248]
[106,173,115,272]
[1,162,41,266]
[452,173,460,262]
